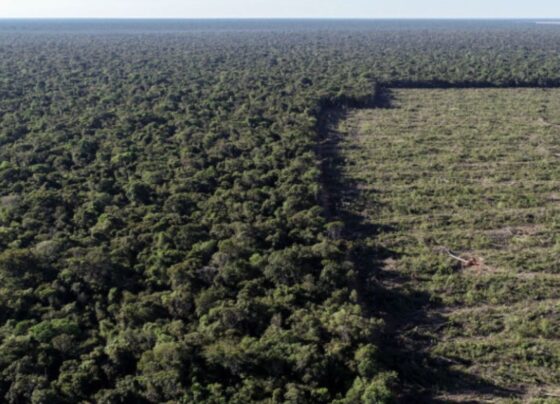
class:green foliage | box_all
[339,89,560,399]
[337,373,397,404]
[1,19,560,402]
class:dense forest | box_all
[1,20,560,402]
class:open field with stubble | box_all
[335,89,560,402]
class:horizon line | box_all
[1,17,559,20]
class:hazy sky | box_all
[1,0,560,19]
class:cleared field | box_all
[335,89,560,402]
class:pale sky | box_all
[1,0,559,19]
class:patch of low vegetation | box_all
[336,89,560,402]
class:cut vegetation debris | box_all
[333,88,560,401]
